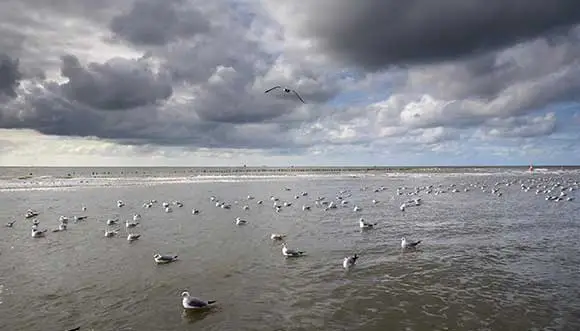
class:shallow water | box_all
[1,172,579,330]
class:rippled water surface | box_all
[1,172,580,330]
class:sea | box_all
[0,166,579,331]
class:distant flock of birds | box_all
[3,173,578,326]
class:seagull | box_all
[52,223,67,232]
[359,218,377,229]
[270,233,287,240]
[192,208,200,215]
[181,291,216,310]
[5,220,15,227]
[282,243,305,257]
[343,254,358,269]
[235,217,247,225]
[401,237,421,249]
[73,215,87,223]
[104,229,118,237]
[31,228,47,238]
[127,233,141,242]
[153,254,179,264]
[107,218,118,225]
[126,220,139,228]
[25,209,39,219]
[264,86,306,103]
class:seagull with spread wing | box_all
[264,86,306,103]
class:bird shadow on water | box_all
[181,308,216,324]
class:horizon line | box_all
[0,165,578,168]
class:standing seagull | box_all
[181,291,216,310]
[401,237,422,249]
[264,86,306,103]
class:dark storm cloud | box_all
[0,53,21,98]
[59,55,173,110]
[403,30,580,102]
[110,0,210,46]
[297,0,580,69]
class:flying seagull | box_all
[264,86,306,103]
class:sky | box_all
[1,0,580,167]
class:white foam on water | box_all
[0,172,375,192]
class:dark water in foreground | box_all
[1,172,579,330]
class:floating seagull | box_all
[107,218,118,225]
[104,229,118,237]
[359,218,377,229]
[67,327,81,331]
[59,216,69,224]
[133,214,141,222]
[181,291,216,310]
[282,243,305,257]
[242,205,249,210]
[401,237,421,249]
[302,205,311,211]
[117,200,125,208]
[154,254,179,264]
[31,228,47,238]
[270,233,287,240]
[127,233,141,242]
[52,223,67,232]
[343,254,358,269]
[25,209,39,219]
[235,217,247,225]
[73,216,87,222]
[192,208,200,215]
[5,220,15,228]
[264,86,306,103]
[126,220,139,228]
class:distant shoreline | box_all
[1,165,578,180]
[1,165,579,171]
